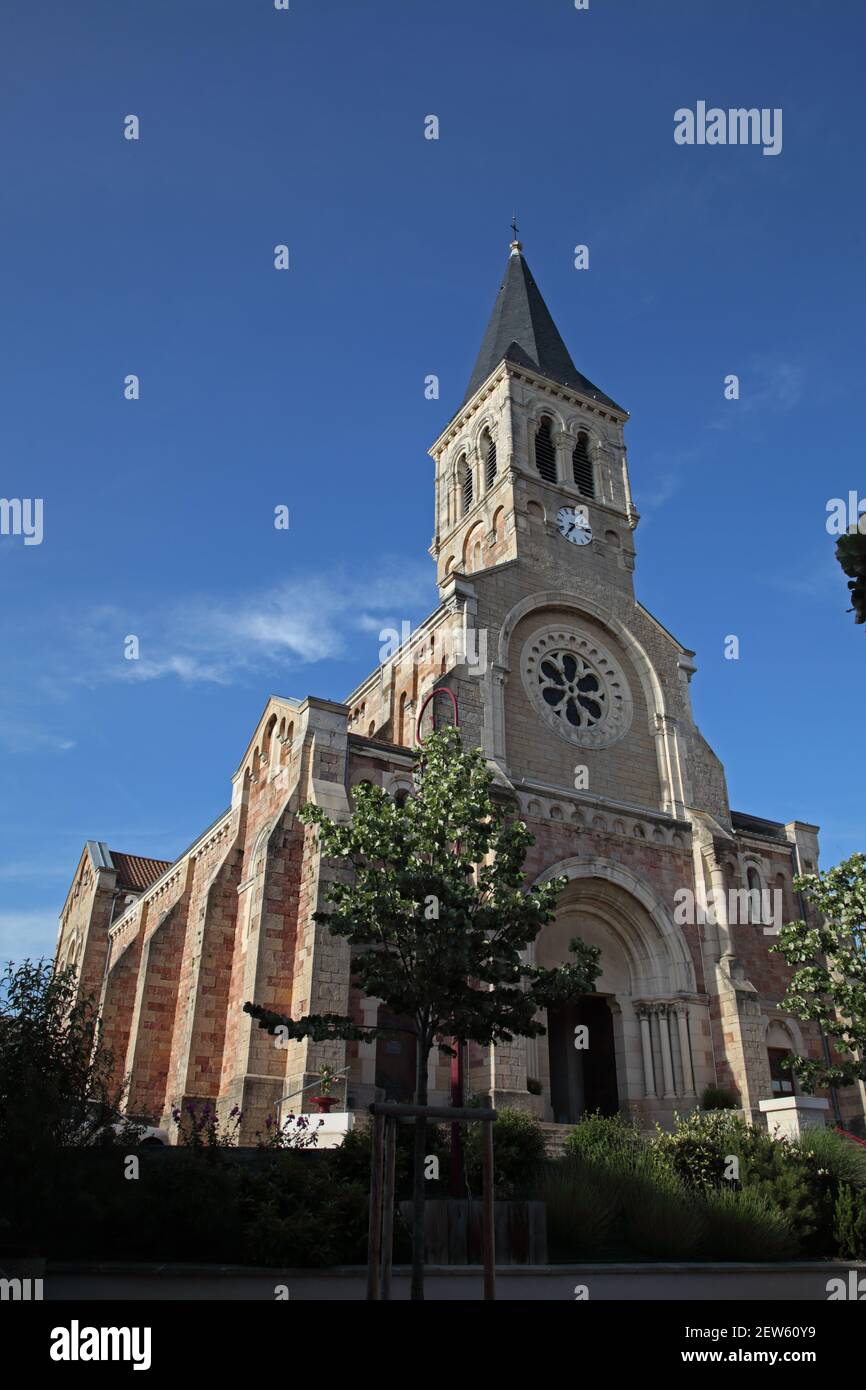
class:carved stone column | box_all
[552,430,573,485]
[638,1007,655,1098]
[675,1004,696,1096]
[653,713,687,820]
[657,1005,676,1098]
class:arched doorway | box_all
[375,1008,417,1102]
[548,994,619,1123]
[532,859,698,1123]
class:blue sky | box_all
[1,0,864,962]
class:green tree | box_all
[245,725,600,1299]
[0,958,126,1155]
[0,958,131,1251]
[836,530,866,629]
[770,852,866,1090]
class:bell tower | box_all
[429,238,639,593]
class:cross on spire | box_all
[509,214,522,255]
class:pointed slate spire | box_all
[462,240,624,413]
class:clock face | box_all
[557,506,592,546]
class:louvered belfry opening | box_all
[535,418,557,482]
[460,455,473,513]
[485,432,497,489]
[572,431,595,497]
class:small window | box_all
[394,788,410,809]
[535,419,557,483]
[572,432,594,497]
[747,866,762,923]
[768,1047,795,1095]
[398,692,408,745]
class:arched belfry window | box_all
[746,865,763,923]
[459,454,473,514]
[398,691,408,745]
[535,418,557,483]
[483,430,497,489]
[572,431,595,497]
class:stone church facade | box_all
[56,241,865,1142]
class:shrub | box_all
[240,1159,369,1267]
[617,1153,706,1259]
[795,1127,866,1188]
[699,1185,797,1261]
[331,1120,450,1198]
[171,1101,242,1149]
[833,1182,866,1260]
[740,1140,836,1257]
[465,1107,547,1200]
[256,1113,326,1150]
[564,1111,646,1165]
[540,1157,618,1259]
[653,1111,759,1190]
[700,1085,740,1111]
[653,1109,838,1256]
[558,1122,704,1260]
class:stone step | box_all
[539,1122,577,1157]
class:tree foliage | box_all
[244,724,600,1299]
[245,725,600,1062]
[770,852,866,1089]
[0,958,127,1156]
[836,529,866,629]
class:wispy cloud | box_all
[635,445,706,527]
[764,553,841,597]
[638,470,684,526]
[0,560,437,752]
[710,360,804,431]
[109,564,434,686]
[0,716,76,755]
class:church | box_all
[55,239,865,1142]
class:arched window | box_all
[767,1021,797,1096]
[394,788,410,809]
[263,714,279,776]
[746,866,762,923]
[483,430,497,489]
[458,454,473,514]
[572,431,595,497]
[535,418,557,483]
[398,692,408,745]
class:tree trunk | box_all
[411,1036,429,1301]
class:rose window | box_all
[521,624,634,749]
[538,650,606,730]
